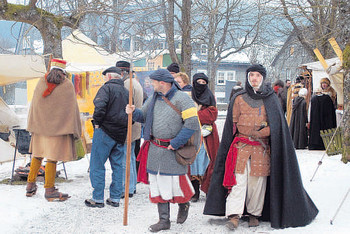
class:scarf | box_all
[191,76,216,107]
[42,74,58,98]
[245,80,274,100]
[143,84,178,141]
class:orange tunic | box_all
[232,95,270,176]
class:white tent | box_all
[62,30,121,72]
[0,55,46,86]
[302,57,343,105]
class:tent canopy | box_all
[302,57,343,105]
[0,55,46,86]
[63,30,121,72]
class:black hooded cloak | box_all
[191,73,216,107]
[289,96,308,149]
[203,65,318,229]
[308,94,336,150]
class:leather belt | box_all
[151,137,170,147]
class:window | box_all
[134,41,142,51]
[200,44,208,55]
[157,41,165,50]
[227,71,236,81]
[148,62,155,71]
[217,72,225,85]
[216,70,236,85]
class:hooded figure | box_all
[308,88,336,150]
[203,64,318,230]
[189,73,219,201]
[289,88,308,149]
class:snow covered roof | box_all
[221,49,250,63]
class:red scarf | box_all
[42,74,58,97]
[223,137,262,191]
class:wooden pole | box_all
[123,65,133,226]
[47,54,53,72]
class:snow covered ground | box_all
[0,118,350,233]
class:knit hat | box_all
[320,77,330,85]
[246,64,267,79]
[167,63,180,73]
[102,67,122,75]
[50,58,66,72]
[116,61,130,72]
[149,69,174,83]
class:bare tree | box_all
[160,0,192,76]
[278,0,340,59]
[339,0,350,162]
[181,0,192,76]
[193,0,263,91]
[0,0,86,64]
[162,0,180,64]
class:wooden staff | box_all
[123,64,133,226]
[47,54,53,72]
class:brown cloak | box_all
[27,77,81,161]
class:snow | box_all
[1,118,350,233]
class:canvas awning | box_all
[302,57,343,105]
[0,54,46,86]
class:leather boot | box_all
[248,215,259,227]
[149,203,170,232]
[26,182,37,197]
[45,187,70,202]
[226,214,239,230]
[191,180,200,202]
[177,202,190,224]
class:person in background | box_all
[175,72,192,91]
[175,72,211,203]
[126,69,200,232]
[191,73,220,200]
[116,60,143,198]
[229,81,243,101]
[286,76,304,125]
[85,66,129,208]
[273,80,287,113]
[204,64,318,230]
[285,79,291,89]
[289,88,308,149]
[26,58,81,201]
[308,87,336,150]
[320,77,337,108]
[143,77,154,97]
[167,62,180,77]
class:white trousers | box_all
[225,159,267,217]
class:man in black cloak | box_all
[308,91,336,150]
[203,64,318,230]
[289,88,308,149]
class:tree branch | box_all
[29,0,37,8]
